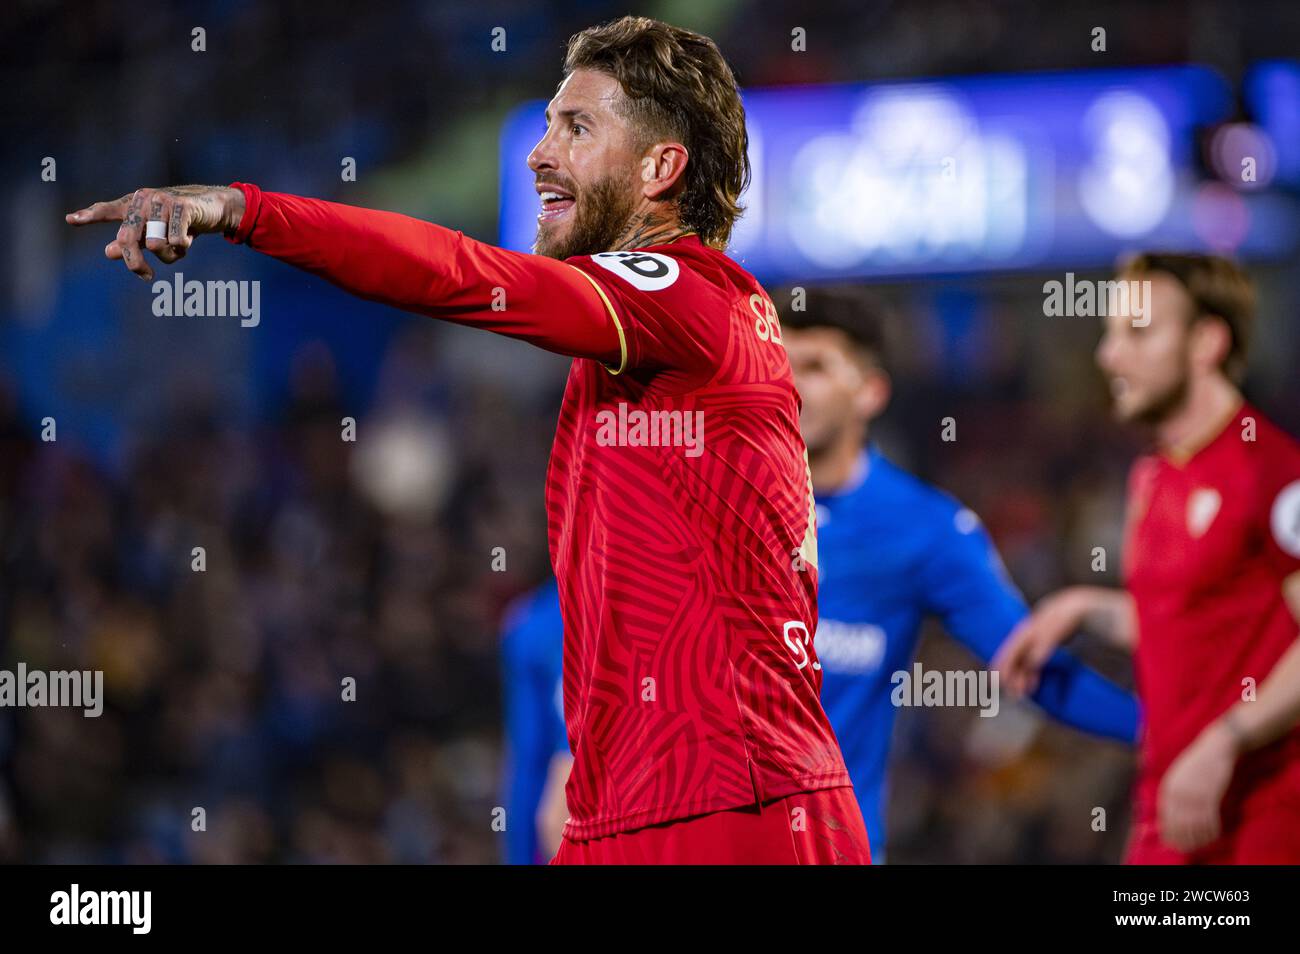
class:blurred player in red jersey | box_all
[996,253,1300,864]
[66,17,868,864]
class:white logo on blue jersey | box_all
[814,619,887,675]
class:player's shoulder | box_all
[1212,404,1300,499]
[566,235,744,302]
[665,234,761,290]
[1234,406,1300,533]
[867,450,985,539]
[563,236,754,374]
[1236,404,1300,462]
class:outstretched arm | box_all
[921,511,1140,744]
[66,183,622,365]
[1019,647,1140,744]
[993,586,1137,698]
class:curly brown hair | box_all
[563,16,751,250]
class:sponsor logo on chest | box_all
[814,619,887,675]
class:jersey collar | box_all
[818,448,872,500]
[1160,397,1245,468]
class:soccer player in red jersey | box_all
[66,17,868,864]
[996,253,1300,864]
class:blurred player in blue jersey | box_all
[499,579,569,865]
[776,285,1137,860]
[504,286,1140,863]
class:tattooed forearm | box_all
[161,184,229,197]
[158,185,240,233]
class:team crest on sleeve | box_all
[590,251,680,290]
[1187,487,1222,538]
[1270,480,1300,557]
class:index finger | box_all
[65,194,133,225]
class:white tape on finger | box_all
[146,220,167,241]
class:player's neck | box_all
[612,208,690,251]
[1155,373,1242,462]
[810,432,866,495]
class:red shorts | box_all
[551,786,871,865]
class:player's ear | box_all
[1192,314,1232,376]
[856,368,891,421]
[641,143,689,200]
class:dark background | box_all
[2,0,1298,863]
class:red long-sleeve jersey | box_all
[226,183,850,840]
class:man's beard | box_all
[1121,373,1190,427]
[802,414,858,461]
[534,173,637,260]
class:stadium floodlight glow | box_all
[1244,60,1300,187]
[1209,123,1277,191]
[786,87,1029,268]
[498,65,1299,280]
[1077,91,1175,238]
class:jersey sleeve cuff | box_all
[224,182,263,245]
